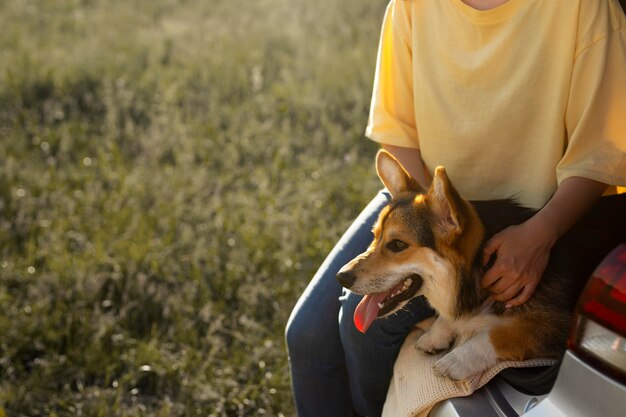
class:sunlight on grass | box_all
[0,0,387,415]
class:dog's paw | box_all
[415,330,451,354]
[433,349,478,380]
[433,336,498,381]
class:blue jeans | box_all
[285,190,434,417]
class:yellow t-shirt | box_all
[366,0,626,208]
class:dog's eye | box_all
[386,239,408,253]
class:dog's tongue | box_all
[354,293,388,333]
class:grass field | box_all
[0,0,387,415]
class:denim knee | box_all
[286,304,343,366]
[286,297,355,417]
[285,310,317,362]
[284,313,302,359]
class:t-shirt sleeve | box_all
[558,20,626,187]
[365,0,419,149]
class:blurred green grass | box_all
[0,0,386,415]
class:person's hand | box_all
[480,219,557,308]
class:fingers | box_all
[480,226,544,307]
[481,269,499,289]
[482,235,501,266]
[488,274,517,297]
[481,261,505,288]
[504,283,538,308]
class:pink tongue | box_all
[354,293,389,333]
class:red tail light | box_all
[569,244,626,384]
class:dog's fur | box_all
[337,150,626,380]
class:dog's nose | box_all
[336,271,356,289]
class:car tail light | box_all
[569,244,626,384]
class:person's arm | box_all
[381,144,431,189]
[481,176,607,307]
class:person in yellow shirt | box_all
[286,1,626,416]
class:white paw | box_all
[433,349,478,380]
[432,333,498,381]
[415,330,452,354]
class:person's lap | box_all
[285,190,434,417]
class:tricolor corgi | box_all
[336,149,625,380]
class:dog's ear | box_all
[427,166,464,239]
[376,150,421,198]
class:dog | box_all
[336,149,625,380]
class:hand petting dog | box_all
[482,176,607,308]
[481,219,556,308]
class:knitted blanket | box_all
[383,329,556,417]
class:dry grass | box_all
[0,0,386,415]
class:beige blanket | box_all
[383,329,556,417]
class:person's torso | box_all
[411,0,579,208]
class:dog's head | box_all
[337,150,484,332]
